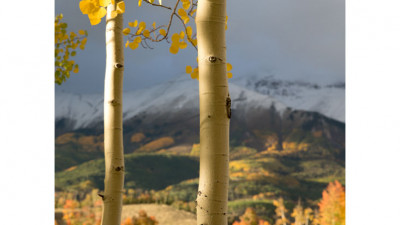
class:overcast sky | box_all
[55,0,344,94]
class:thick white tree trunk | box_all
[195,0,230,224]
[101,2,125,225]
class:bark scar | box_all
[226,94,231,119]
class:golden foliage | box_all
[232,207,271,225]
[55,133,76,145]
[55,14,88,85]
[65,166,78,172]
[138,137,174,152]
[56,133,104,152]
[273,197,289,225]
[190,143,200,156]
[130,133,146,143]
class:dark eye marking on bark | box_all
[115,166,123,171]
[115,63,124,68]
[226,94,231,119]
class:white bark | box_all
[101,2,125,225]
[196,0,230,224]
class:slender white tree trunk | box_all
[195,0,230,224]
[101,2,125,225]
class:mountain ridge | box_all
[56,73,344,130]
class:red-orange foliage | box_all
[318,180,345,225]
[122,210,158,225]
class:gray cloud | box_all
[55,0,344,93]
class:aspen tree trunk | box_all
[101,2,125,225]
[196,0,230,224]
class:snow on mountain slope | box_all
[56,74,287,130]
[231,74,345,122]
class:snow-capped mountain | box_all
[55,74,287,130]
[55,73,345,159]
[231,74,345,123]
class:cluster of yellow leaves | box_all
[232,207,271,225]
[291,201,314,225]
[123,20,167,50]
[55,14,88,85]
[79,0,125,25]
[169,31,187,54]
[273,197,290,225]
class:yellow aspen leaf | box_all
[180,31,185,39]
[225,24,228,30]
[191,69,199,79]
[91,7,107,19]
[79,0,95,15]
[125,40,130,48]
[139,21,146,29]
[129,20,138,27]
[159,29,166,36]
[186,65,192,74]
[171,33,180,43]
[149,0,154,3]
[192,39,197,46]
[71,51,76,56]
[227,72,233,79]
[134,36,142,43]
[183,16,190,24]
[70,31,76,39]
[78,30,86,35]
[110,10,118,18]
[183,2,190,10]
[122,28,131,35]
[227,63,232,71]
[137,21,146,34]
[169,45,179,54]
[190,9,197,16]
[81,37,87,45]
[186,26,192,38]
[88,16,101,26]
[178,8,186,17]
[152,22,156,29]
[111,0,115,4]
[116,1,125,14]
[179,41,187,49]
[143,29,150,38]
[129,42,139,50]
[138,0,142,7]
[73,65,79,73]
